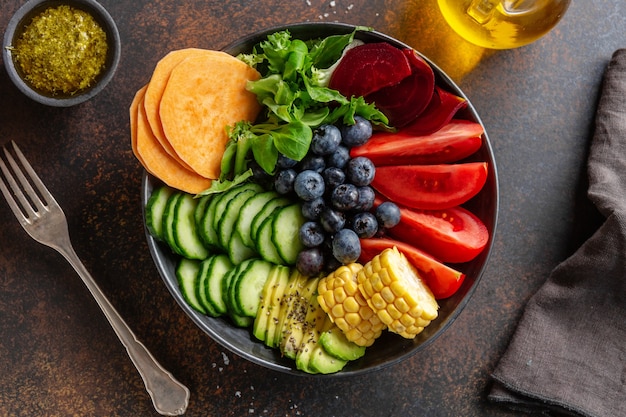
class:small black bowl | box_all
[2,0,121,107]
[142,22,499,376]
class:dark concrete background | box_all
[0,0,619,416]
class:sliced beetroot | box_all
[328,42,412,98]
[349,119,484,165]
[403,86,468,136]
[366,49,435,127]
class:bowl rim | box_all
[2,0,121,107]
[143,22,499,377]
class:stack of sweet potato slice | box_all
[130,48,262,194]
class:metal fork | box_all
[0,141,190,416]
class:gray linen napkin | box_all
[488,49,626,417]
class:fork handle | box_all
[58,244,190,416]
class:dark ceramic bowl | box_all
[2,0,120,107]
[142,22,499,376]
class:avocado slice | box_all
[263,266,291,347]
[253,265,281,342]
[319,326,366,361]
[280,276,320,359]
[309,343,348,374]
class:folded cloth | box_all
[488,49,626,417]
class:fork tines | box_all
[0,141,54,223]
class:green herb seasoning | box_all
[12,5,108,96]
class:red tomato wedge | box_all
[350,119,483,165]
[329,43,412,98]
[359,237,466,299]
[371,162,488,210]
[388,205,489,263]
[403,86,469,136]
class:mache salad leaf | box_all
[223,28,389,181]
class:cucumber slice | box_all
[256,212,284,264]
[235,191,279,248]
[250,196,291,244]
[271,203,306,265]
[234,259,273,317]
[173,193,210,260]
[230,313,254,328]
[176,258,206,314]
[198,193,221,249]
[196,257,221,317]
[223,259,256,317]
[227,232,257,265]
[162,192,185,256]
[145,185,174,240]
[205,254,234,315]
[219,268,238,317]
[218,189,256,249]
[194,194,213,230]
[213,183,263,237]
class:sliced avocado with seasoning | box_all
[309,343,348,374]
[319,326,366,361]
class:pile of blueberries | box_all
[256,116,401,276]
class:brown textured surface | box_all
[0,0,620,416]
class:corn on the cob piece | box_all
[357,247,439,339]
[317,263,386,347]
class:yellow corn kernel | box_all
[357,247,439,339]
[317,263,386,347]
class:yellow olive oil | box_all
[437,0,570,49]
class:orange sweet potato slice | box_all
[135,93,213,194]
[143,48,211,171]
[159,52,262,179]
[130,85,147,167]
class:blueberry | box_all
[331,183,359,211]
[276,153,298,169]
[322,167,345,190]
[346,156,375,186]
[341,116,373,147]
[296,247,325,277]
[319,208,345,234]
[298,154,325,173]
[351,212,378,238]
[294,170,325,201]
[332,229,361,264]
[311,124,342,156]
[249,160,273,189]
[301,197,326,220]
[354,186,375,211]
[324,253,343,273]
[325,145,351,169]
[274,169,296,194]
[376,201,401,229]
[299,221,326,248]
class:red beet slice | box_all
[366,49,435,127]
[404,86,468,136]
[329,43,412,98]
